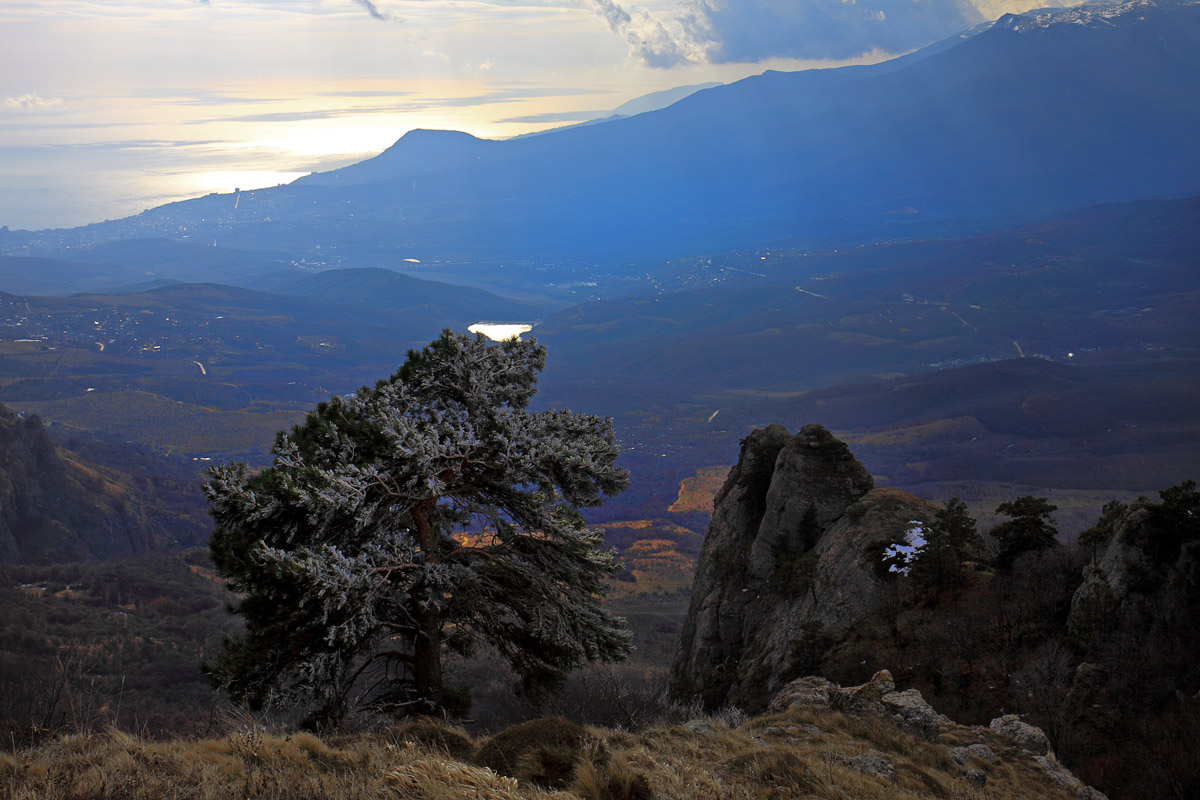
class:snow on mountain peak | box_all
[988,0,1183,34]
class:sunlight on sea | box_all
[468,323,533,341]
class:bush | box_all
[383,718,474,761]
[474,716,591,788]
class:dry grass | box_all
[1,707,1092,800]
[382,718,475,761]
[668,466,731,513]
[475,716,591,788]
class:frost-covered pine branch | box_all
[204,330,631,726]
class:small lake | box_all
[468,323,534,341]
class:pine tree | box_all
[1077,499,1126,566]
[203,331,631,725]
[911,496,980,593]
[992,496,1059,570]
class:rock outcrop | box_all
[1070,488,1200,637]
[0,403,177,563]
[989,714,1050,756]
[670,423,937,710]
[768,670,1108,800]
[767,669,951,742]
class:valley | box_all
[1,3,1198,798]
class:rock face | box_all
[0,403,172,563]
[1070,491,1200,637]
[670,424,937,710]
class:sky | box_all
[0,0,1048,231]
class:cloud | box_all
[577,0,704,68]
[128,87,289,106]
[311,90,417,98]
[688,0,982,62]
[33,138,225,151]
[351,0,399,22]
[187,86,612,124]
[578,0,993,67]
[2,93,64,112]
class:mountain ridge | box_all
[0,403,207,563]
[8,0,1199,262]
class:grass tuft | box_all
[475,716,590,786]
[725,749,814,793]
[384,717,475,761]
[573,749,653,800]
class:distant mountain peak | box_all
[299,128,498,187]
[990,0,1177,33]
[390,128,485,146]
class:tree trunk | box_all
[413,601,443,713]
[411,500,444,714]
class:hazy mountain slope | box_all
[243,266,545,319]
[0,403,207,563]
[12,0,1199,263]
[62,239,300,286]
[0,278,545,458]
[770,358,1199,493]
[0,255,144,296]
[296,129,503,188]
[610,82,724,116]
[533,194,1200,396]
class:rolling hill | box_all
[242,266,544,320]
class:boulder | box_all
[683,719,718,736]
[879,688,952,742]
[948,743,998,766]
[770,670,948,741]
[767,675,838,713]
[963,768,987,788]
[989,715,1051,756]
[847,753,895,780]
[1034,755,1110,800]
[841,669,896,714]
